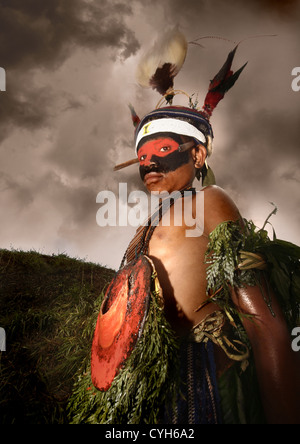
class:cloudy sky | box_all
[0,0,299,270]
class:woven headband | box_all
[135,118,206,154]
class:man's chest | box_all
[147,225,213,328]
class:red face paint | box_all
[137,137,191,183]
[138,138,180,166]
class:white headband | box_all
[135,118,206,154]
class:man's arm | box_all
[203,185,300,424]
[232,282,300,424]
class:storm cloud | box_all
[0,0,299,269]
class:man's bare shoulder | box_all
[201,185,241,235]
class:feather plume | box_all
[136,27,187,97]
[128,104,140,128]
[202,45,247,119]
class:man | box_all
[69,32,300,424]
[130,105,300,424]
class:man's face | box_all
[137,136,196,193]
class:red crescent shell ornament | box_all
[91,255,152,391]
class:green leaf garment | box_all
[68,212,300,424]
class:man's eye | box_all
[160,146,170,152]
[140,155,147,161]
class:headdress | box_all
[114,27,247,185]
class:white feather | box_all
[136,27,188,89]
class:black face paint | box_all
[139,149,190,182]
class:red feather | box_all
[202,46,247,119]
[128,104,140,128]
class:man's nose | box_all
[143,156,157,167]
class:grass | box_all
[0,248,115,424]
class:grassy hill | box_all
[0,248,115,424]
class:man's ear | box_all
[192,144,207,169]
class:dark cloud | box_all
[0,0,139,69]
[250,0,300,16]
[0,0,140,141]
[281,163,300,184]
[156,0,300,21]
[0,76,54,140]
[0,0,299,268]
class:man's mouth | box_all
[144,171,165,185]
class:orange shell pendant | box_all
[91,255,152,391]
